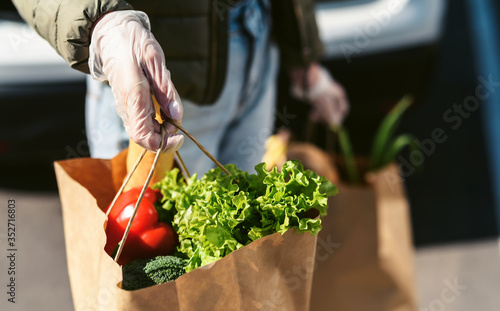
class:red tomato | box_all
[104,187,178,265]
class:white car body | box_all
[315,0,448,61]
[0,19,85,88]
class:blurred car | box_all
[0,4,87,190]
[316,0,447,60]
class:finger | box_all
[155,75,183,122]
[314,96,333,118]
[314,96,342,127]
[144,129,184,153]
[125,78,159,151]
[333,84,350,114]
[138,118,185,152]
[327,98,345,127]
[162,133,184,153]
[337,95,350,121]
[109,62,150,125]
[140,39,183,122]
[333,91,350,125]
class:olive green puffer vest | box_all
[12,0,323,104]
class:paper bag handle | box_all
[107,94,230,264]
[159,110,231,176]
[112,126,166,262]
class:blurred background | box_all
[1,0,500,310]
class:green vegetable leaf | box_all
[155,160,337,272]
[336,126,360,184]
[381,134,418,169]
[370,95,413,170]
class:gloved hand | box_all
[89,10,183,152]
[290,63,349,128]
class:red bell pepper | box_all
[104,187,178,265]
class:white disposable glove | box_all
[89,10,183,152]
[290,64,349,128]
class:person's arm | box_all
[89,11,183,152]
[271,0,323,68]
[271,0,349,127]
[12,0,132,73]
[289,63,349,128]
[12,1,183,152]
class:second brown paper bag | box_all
[310,164,418,311]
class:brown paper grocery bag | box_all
[309,164,417,311]
[55,155,319,311]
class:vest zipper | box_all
[293,0,312,64]
[207,0,219,103]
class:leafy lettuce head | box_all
[155,160,337,272]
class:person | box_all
[13,0,349,175]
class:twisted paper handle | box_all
[107,95,230,263]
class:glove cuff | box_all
[89,10,151,81]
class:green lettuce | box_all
[154,160,337,272]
